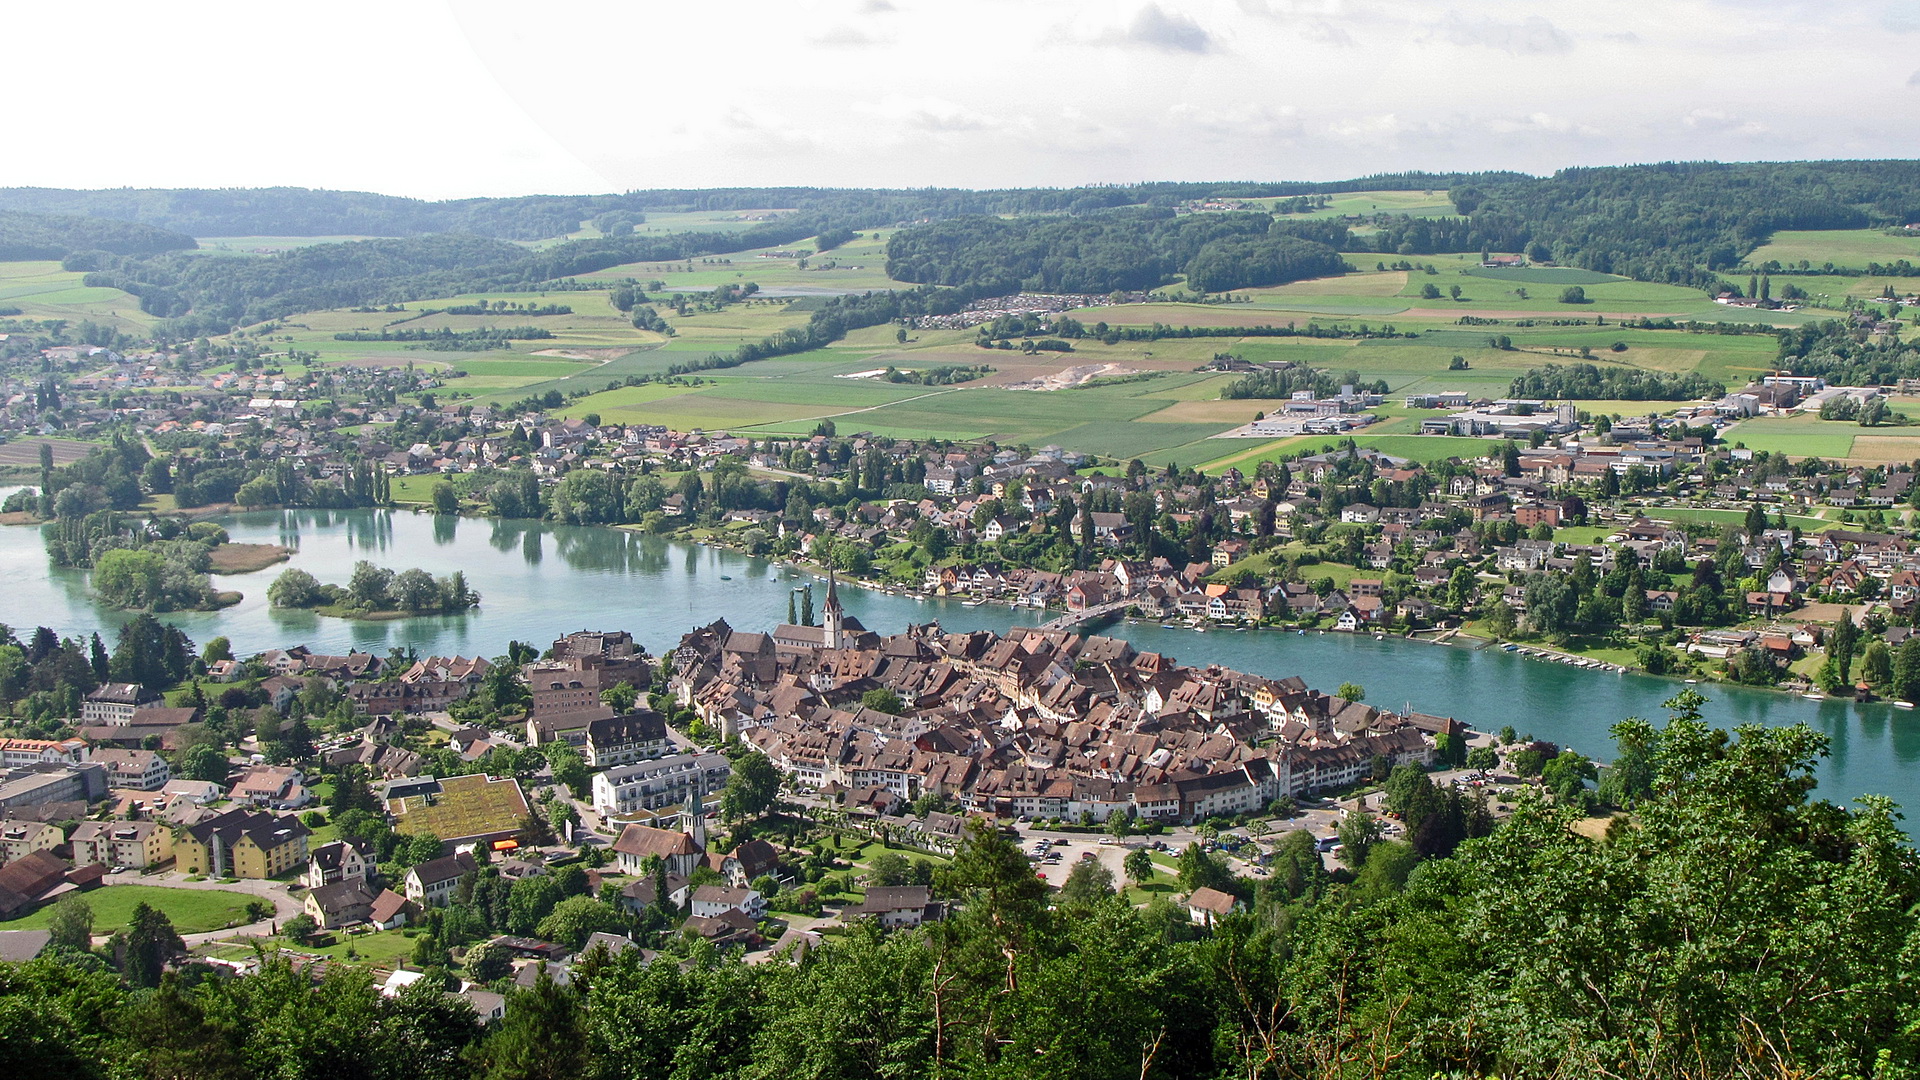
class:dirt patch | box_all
[530,348,627,362]
[208,543,292,575]
[1795,602,1862,625]
[1142,399,1265,423]
[0,511,41,526]
[1001,363,1141,391]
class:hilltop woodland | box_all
[4,161,1920,346]
[3,690,1919,1080]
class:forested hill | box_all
[1458,160,1920,284]
[884,210,1349,294]
[0,174,1506,241]
[0,210,196,261]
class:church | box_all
[771,569,878,651]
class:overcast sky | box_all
[12,0,1920,200]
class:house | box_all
[689,885,766,921]
[305,839,373,890]
[173,807,310,879]
[0,851,78,920]
[81,683,163,726]
[69,820,169,869]
[91,748,171,791]
[1187,886,1244,926]
[404,852,479,908]
[368,888,414,930]
[305,880,376,929]
[709,838,781,888]
[843,885,941,928]
[583,710,671,768]
[0,820,64,865]
[0,929,51,963]
[228,765,309,810]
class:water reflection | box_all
[4,500,1920,823]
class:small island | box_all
[44,512,244,612]
[268,560,480,620]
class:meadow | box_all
[1,884,260,935]
[0,261,155,332]
[1744,228,1920,268]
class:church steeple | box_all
[679,787,707,851]
[823,565,845,649]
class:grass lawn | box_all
[293,928,422,967]
[1638,506,1837,532]
[4,884,261,934]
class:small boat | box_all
[1685,679,1698,684]
[719,575,732,581]
[1161,623,1179,629]
[1194,627,1208,633]
[1803,692,1826,700]
[1897,701,1915,710]
[962,599,986,608]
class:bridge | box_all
[1035,599,1134,632]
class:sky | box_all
[10,0,1920,200]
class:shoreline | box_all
[5,497,1883,707]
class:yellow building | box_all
[174,807,309,879]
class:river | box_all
[4,498,1918,815]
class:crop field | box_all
[1271,190,1457,218]
[572,230,904,295]
[1721,414,1858,459]
[0,260,154,330]
[1639,506,1837,532]
[0,884,259,935]
[1744,229,1920,268]
[1461,266,1621,285]
[0,436,95,466]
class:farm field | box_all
[0,436,95,467]
[1270,190,1457,218]
[1722,414,1859,459]
[1744,228,1920,268]
[1,884,260,935]
[0,260,154,331]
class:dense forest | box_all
[30,162,1920,336]
[0,210,196,261]
[7,704,1920,1080]
[1505,363,1728,401]
[884,210,1349,294]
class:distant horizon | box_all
[12,3,1920,201]
[4,156,1918,208]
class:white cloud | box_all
[1432,14,1573,55]
[856,96,1005,133]
[1097,4,1217,54]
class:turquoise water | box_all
[2,500,1916,816]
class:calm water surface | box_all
[3,494,1917,816]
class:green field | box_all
[1,884,261,935]
[192,235,393,253]
[1198,433,1501,474]
[1722,415,1859,459]
[1462,266,1621,285]
[0,260,154,331]
[1639,506,1837,532]
[1745,229,1920,268]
